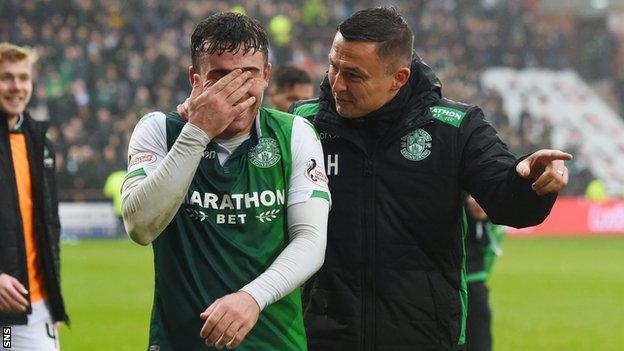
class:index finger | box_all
[535,149,573,162]
[208,69,244,94]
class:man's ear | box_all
[391,67,411,91]
[262,63,272,88]
[188,66,199,86]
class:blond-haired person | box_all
[0,42,68,351]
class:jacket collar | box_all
[1,110,50,148]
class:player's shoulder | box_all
[429,98,480,129]
[134,111,187,132]
[259,106,297,130]
[134,111,166,130]
[260,107,319,141]
[262,106,296,120]
[289,98,320,120]
[130,111,172,146]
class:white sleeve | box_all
[121,112,210,245]
[287,116,331,206]
[126,112,168,176]
[239,197,329,310]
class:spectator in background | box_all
[267,65,314,112]
[0,0,606,199]
[586,178,608,202]
[103,169,126,237]
[0,42,68,351]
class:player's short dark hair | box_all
[191,12,269,72]
[338,7,413,71]
[272,66,312,92]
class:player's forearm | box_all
[122,123,210,245]
[240,198,329,310]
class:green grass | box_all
[490,237,624,351]
[58,237,624,350]
[59,239,153,351]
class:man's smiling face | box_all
[0,59,33,119]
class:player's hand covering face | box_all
[187,47,270,139]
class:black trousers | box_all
[466,281,492,351]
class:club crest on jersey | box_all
[249,137,281,168]
[400,129,432,161]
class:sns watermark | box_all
[2,326,10,349]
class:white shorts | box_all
[1,300,59,351]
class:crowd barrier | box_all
[506,196,624,236]
[59,197,624,239]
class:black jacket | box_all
[291,57,555,351]
[0,111,68,325]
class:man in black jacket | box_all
[0,42,68,350]
[291,7,571,351]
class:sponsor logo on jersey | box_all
[304,159,329,187]
[129,152,157,167]
[400,129,432,161]
[249,138,281,168]
[184,189,285,225]
[185,189,285,210]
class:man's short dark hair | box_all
[191,12,269,72]
[338,7,413,70]
[272,66,312,92]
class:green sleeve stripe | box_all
[122,168,146,188]
[311,190,330,202]
[466,271,489,283]
[458,208,468,346]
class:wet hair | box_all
[0,42,38,64]
[338,7,413,70]
[191,12,269,72]
[272,65,312,92]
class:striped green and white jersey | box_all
[126,107,330,351]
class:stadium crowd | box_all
[0,0,616,199]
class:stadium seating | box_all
[482,68,624,196]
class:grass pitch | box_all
[59,237,624,350]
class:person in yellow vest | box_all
[585,178,608,202]
[0,42,68,350]
[103,169,126,237]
